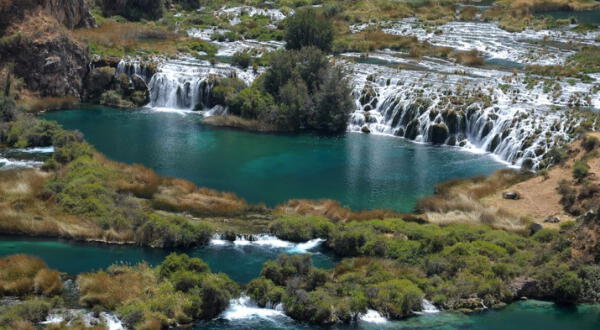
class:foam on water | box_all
[360,309,388,324]
[221,296,291,322]
[14,146,55,153]
[210,234,325,253]
[0,157,44,170]
[41,310,124,330]
[352,18,600,65]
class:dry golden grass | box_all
[18,95,79,114]
[0,254,62,296]
[450,50,485,66]
[152,178,251,217]
[73,21,184,56]
[78,264,155,309]
[202,115,279,133]
[416,169,531,231]
[275,199,401,222]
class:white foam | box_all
[210,234,325,253]
[418,299,441,314]
[14,146,55,153]
[360,309,388,324]
[41,310,124,330]
[0,157,44,170]
[222,296,290,322]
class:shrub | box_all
[582,136,600,152]
[136,213,213,248]
[554,271,582,303]
[101,0,165,21]
[246,278,284,307]
[368,279,423,319]
[232,50,253,69]
[284,8,334,52]
[269,216,334,242]
[573,160,590,182]
[228,87,275,119]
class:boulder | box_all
[429,124,449,144]
[361,125,371,134]
[529,222,543,235]
[544,215,560,223]
[502,191,520,200]
[510,276,540,298]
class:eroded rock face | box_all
[2,13,89,98]
[0,0,94,32]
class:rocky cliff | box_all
[0,0,93,98]
[0,0,95,32]
[1,12,89,98]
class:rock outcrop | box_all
[1,12,89,98]
[0,0,94,32]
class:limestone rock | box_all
[502,191,520,200]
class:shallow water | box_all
[0,236,334,283]
[536,10,600,24]
[42,106,505,212]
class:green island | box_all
[1,0,600,329]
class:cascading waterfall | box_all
[347,57,598,169]
[137,57,260,110]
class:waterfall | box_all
[221,296,290,322]
[360,309,388,324]
[209,234,325,253]
[346,56,597,169]
[420,299,441,314]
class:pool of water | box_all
[0,236,335,283]
[42,106,506,212]
[536,9,600,24]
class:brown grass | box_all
[202,115,279,133]
[33,268,63,296]
[73,21,185,56]
[0,254,59,296]
[416,169,531,231]
[275,199,402,222]
[152,178,251,217]
[78,264,155,309]
[450,50,485,66]
[18,96,79,114]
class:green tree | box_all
[284,8,334,52]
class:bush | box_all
[136,213,213,248]
[368,279,423,319]
[284,8,334,52]
[582,136,600,152]
[269,216,334,242]
[101,0,165,21]
[232,50,253,69]
[554,271,582,303]
[573,160,590,182]
[228,87,275,119]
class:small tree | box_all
[582,135,600,152]
[284,8,334,52]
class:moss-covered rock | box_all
[429,124,449,144]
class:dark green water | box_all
[2,237,599,329]
[536,10,600,24]
[42,106,505,212]
[0,236,334,283]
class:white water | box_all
[419,299,441,314]
[360,309,388,324]
[352,18,600,65]
[221,296,291,322]
[115,16,600,169]
[143,57,259,110]
[41,309,125,330]
[346,51,597,169]
[13,146,55,153]
[210,234,325,254]
[0,157,44,170]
